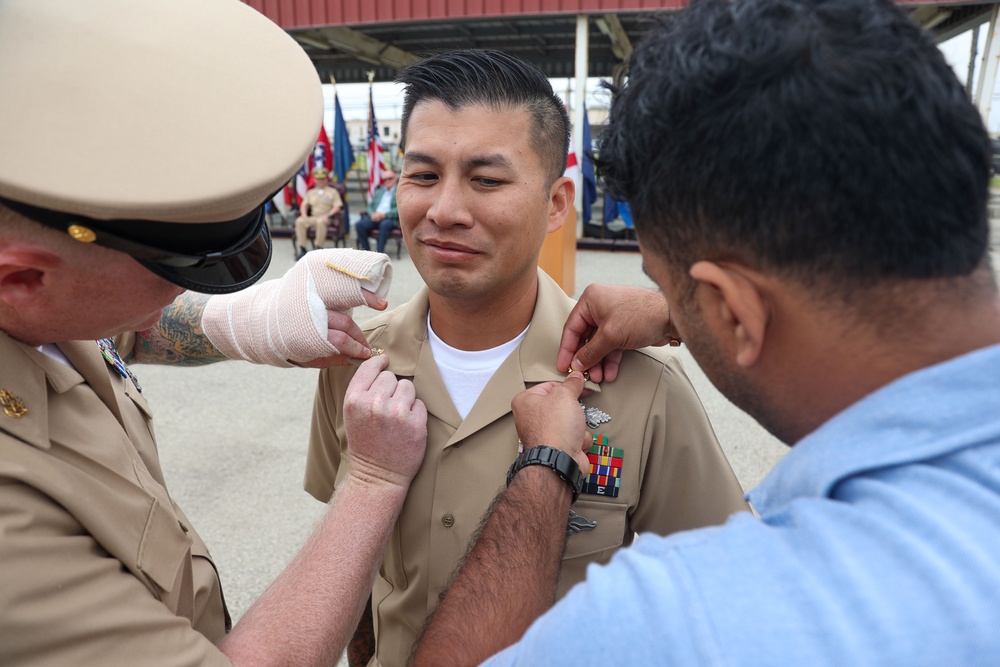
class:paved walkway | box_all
[143,241,786,646]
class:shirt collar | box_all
[365,270,601,391]
[750,342,1000,513]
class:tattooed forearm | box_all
[127,292,228,366]
[346,597,375,667]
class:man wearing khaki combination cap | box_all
[0,1,427,665]
[295,167,345,259]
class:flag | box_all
[295,163,309,201]
[564,150,580,183]
[581,103,597,225]
[564,104,597,224]
[283,162,308,207]
[311,124,333,177]
[367,83,386,200]
[283,162,309,208]
[603,192,619,224]
[333,92,355,184]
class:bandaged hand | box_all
[202,249,392,367]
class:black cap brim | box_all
[137,217,272,294]
[2,196,273,294]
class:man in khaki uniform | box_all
[0,2,426,665]
[304,50,749,667]
[295,167,345,258]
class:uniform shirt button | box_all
[441,513,455,528]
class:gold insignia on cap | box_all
[0,389,27,418]
[67,225,97,243]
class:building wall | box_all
[246,0,687,29]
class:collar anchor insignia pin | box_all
[1,389,27,418]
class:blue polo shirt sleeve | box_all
[480,523,738,665]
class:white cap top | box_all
[0,0,322,223]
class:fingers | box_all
[557,302,596,374]
[324,311,372,357]
[348,354,391,390]
[511,372,588,462]
[361,288,388,311]
[580,354,625,385]
[344,360,428,487]
[569,329,619,375]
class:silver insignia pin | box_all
[581,402,611,430]
[567,509,598,535]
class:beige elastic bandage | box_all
[202,249,392,366]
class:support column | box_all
[974,3,1000,126]
[572,14,589,222]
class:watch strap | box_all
[506,445,583,503]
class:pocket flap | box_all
[137,500,192,595]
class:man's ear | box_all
[546,176,574,234]
[0,246,59,308]
[689,261,770,367]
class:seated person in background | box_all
[356,170,398,254]
[304,49,750,667]
[295,167,344,259]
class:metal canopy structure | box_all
[243,1,998,84]
[280,13,657,84]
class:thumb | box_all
[570,334,615,372]
[561,371,586,399]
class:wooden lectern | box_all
[537,205,578,296]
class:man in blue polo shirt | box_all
[411,0,1000,664]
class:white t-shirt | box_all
[427,314,528,420]
[37,343,72,367]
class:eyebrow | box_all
[464,153,514,172]
[402,151,514,172]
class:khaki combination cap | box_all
[0,0,322,293]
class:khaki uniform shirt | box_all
[303,185,342,219]
[0,332,230,666]
[305,270,749,667]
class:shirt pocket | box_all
[562,498,628,561]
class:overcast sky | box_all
[323,77,611,126]
[326,27,1000,133]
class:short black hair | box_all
[396,49,571,186]
[599,0,992,289]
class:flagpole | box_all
[365,69,385,206]
[359,70,376,206]
[328,73,343,183]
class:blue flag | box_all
[603,192,619,225]
[581,103,597,225]
[333,93,355,184]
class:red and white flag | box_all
[564,151,580,183]
[310,124,333,186]
[367,84,386,200]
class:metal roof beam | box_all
[594,14,633,61]
[293,26,420,70]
